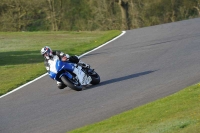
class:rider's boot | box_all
[57,81,66,89]
[78,60,90,68]
[81,63,90,68]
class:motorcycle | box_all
[48,56,100,91]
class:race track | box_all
[1,18,200,133]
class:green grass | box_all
[0,30,121,96]
[69,84,200,133]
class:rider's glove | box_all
[60,52,70,62]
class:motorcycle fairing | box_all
[48,56,75,80]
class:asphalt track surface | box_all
[1,18,200,133]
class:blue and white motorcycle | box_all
[47,56,100,91]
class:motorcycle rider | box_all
[40,46,91,89]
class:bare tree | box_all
[46,0,58,31]
[193,1,200,16]
[113,0,130,30]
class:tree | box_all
[0,0,199,31]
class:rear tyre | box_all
[61,76,82,91]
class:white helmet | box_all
[40,46,53,59]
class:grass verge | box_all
[0,30,121,96]
[69,83,200,133]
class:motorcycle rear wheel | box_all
[61,76,82,91]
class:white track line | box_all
[0,31,126,99]
[79,31,126,58]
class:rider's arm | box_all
[44,59,50,71]
[53,50,70,61]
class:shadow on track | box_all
[84,70,157,90]
[0,50,43,66]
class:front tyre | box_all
[61,76,82,91]
[88,70,100,85]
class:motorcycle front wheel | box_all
[61,76,82,91]
[88,69,100,85]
